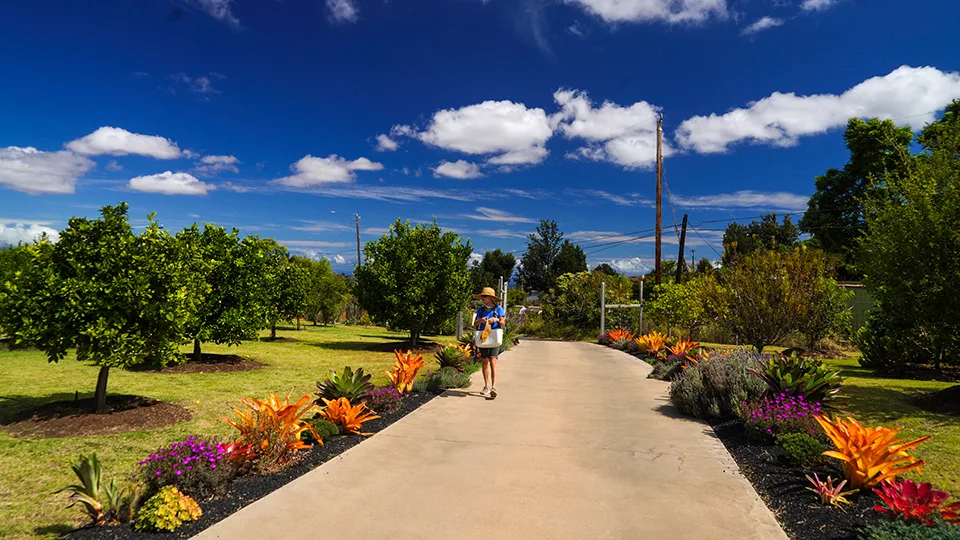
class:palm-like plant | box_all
[316,366,374,403]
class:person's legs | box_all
[481,356,491,394]
[489,354,499,399]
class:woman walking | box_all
[474,287,506,399]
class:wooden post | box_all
[655,114,663,286]
[675,214,688,284]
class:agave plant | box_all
[435,344,468,372]
[320,397,381,435]
[316,366,374,403]
[806,473,856,507]
[225,394,319,473]
[816,415,930,489]
[635,331,669,356]
[750,352,843,404]
[874,479,960,525]
[387,350,425,394]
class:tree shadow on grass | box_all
[841,385,957,423]
[35,524,76,537]
[0,392,80,424]
[306,341,371,352]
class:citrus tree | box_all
[354,219,472,346]
[0,204,203,413]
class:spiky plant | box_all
[316,366,374,403]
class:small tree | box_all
[799,278,853,350]
[470,249,516,293]
[256,240,297,339]
[518,220,563,293]
[0,204,203,413]
[646,277,711,338]
[704,248,839,353]
[543,271,631,330]
[354,219,472,346]
[722,213,799,266]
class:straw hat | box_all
[473,287,501,302]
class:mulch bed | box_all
[711,419,885,540]
[130,354,264,374]
[874,365,960,383]
[66,390,438,540]
[3,395,191,439]
[912,385,960,415]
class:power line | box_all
[689,226,723,258]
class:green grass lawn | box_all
[822,356,960,497]
[0,324,450,540]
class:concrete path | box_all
[193,340,786,540]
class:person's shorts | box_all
[478,346,500,359]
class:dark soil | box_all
[912,385,960,415]
[711,419,884,540]
[66,390,437,540]
[259,337,300,343]
[3,395,191,439]
[874,364,960,383]
[130,354,264,374]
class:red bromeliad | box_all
[873,479,960,525]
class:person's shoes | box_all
[480,386,491,397]
[489,387,497,400]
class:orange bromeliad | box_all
[387,349,426,394]
[815,415,931,489]
[224,394,318,471]
[607,329,634,342]
[668,337,700,357]
[635,331,669,356]
[320,397,381,435]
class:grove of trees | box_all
[517,219,587,292]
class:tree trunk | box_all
[411,330,419,348]
[193,339,202,363]
[296,317,301,331]
[94,366,110,414]
[271,324,277,340]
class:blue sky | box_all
[2,0,959,274]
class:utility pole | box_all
[655,114,663,286]
[355,214,362,267]
[675,214,688,284]
[691,249,696,269]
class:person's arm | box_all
[495,306,506,327]
[474,309,487,329]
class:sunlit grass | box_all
[0,324,449,539]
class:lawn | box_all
[0,324,449,540]
[822,356,960,497]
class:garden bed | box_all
[130,353,265,374]
[66,390,437,539]
[711,419,884,540]
[3,395,192,439]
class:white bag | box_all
[474,327,503,348]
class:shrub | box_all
[649,358,683,381]
[777,433,825,466]
[224,394,318,474]
[387,350,425,394]
[873,479,960,526]
[320,397,380,435]
[859,517,960,540]
[136,436,233,500]
[855,307,945,369]
[365,385,403,415]
[426,366,473,391]
[543,271,632,330]
[750,352,843,404]
[316,366,374,404]
[816,415,931,489]
[668,349,766,420]
[464,360,482,375]
[302,418,340,444]
[744,393,823,443]
[57,453,138,526]
[133,486,202,532]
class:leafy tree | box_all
[859,112,960,369]
[593,263,619,276]
[800,278,853,350]
[543,271,632,330]
[0,245,31,295]
[317,272,351,324]
[518,220,563,293]
[0,204,203,413]
[646,277,712,338]
[470,249,516,292]
[256,240,298,339]
[506,287,527,307]
[799,118,915,278]
[722,214,799,266]
[354,219,472,346]
[694,257,716,276]
[703,248,842,353]
[552,240,587,277]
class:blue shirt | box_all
[476,305,505,329]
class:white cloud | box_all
[564,0,727,24]
[66,127,182,159]
[180,0,241,28]
[170,73,225,94]
[469,252,483,265]
[375,134,399,151]
[277,240,351,248]
[195,154,240,176]
[742,16,784,35]
[274,155,384,187]
[564,189,652,207]
[673,190,809,210]
[106,160,123,172]
[326,0,359,22]
[0,223,60,246]
[801,0,837,11]
[676,65,960,154]
[432,160,484,179]
[608,257,650,275]
[553,89,668,168]
[128,171,215,195]
[465,207,537,223]
[0,146,95,195]
[331,254,347,264]
[417,100,553,165]
[290,220,351,232]
[283,185,476,203]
